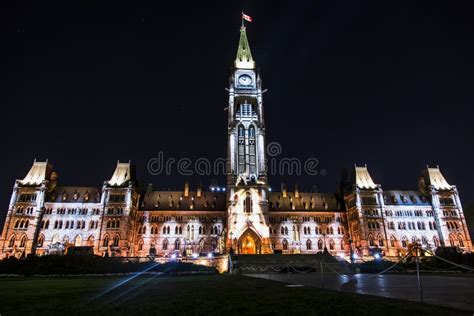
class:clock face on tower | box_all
[238,74,253,86]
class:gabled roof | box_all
[108,161,133,186]
[382,190,430,206]
[354,165,378,190]
[20,160,52,186]
[47,186,101,203]
[268,192,343,212]
[235,26,255,69]
[423,166,452,190]
[140,191,226,211]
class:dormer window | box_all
[84,191,90,202]
[410,195,417,203]
[391,195,397,204]
[62,191,68,201]
[73,191,79,201]
[401,195,408,203]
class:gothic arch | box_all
[282,238,289,251]
[238,228,262,254]
[368,234,375,247]
[377,234,384,247]
[113,234,120,247]
[37,234,45,248]
[52,234,60,244]
[87,235,94,247]
[102,235,110,247]
[449,233,457,247]
[8,234,16,247]
[19,234,27,248]
[390,235,397,247]
[74,235,82,247]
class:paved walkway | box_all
[246,273,474,312]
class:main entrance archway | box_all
[238,229,261,254]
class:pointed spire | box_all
[235,27,255,69]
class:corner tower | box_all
[226,26,271,254]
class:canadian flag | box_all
[242,12,253,22]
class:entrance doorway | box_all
[238,229,261,254]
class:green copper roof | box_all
[235,27,255,69]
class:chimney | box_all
[281,183,287,198]
[184,181,190,197]
[197,183,202,197]
[294,184,299,198]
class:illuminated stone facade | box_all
[0,27,472,260]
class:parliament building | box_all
[0,26,472,260]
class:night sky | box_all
[1,1,474,228]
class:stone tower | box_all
[226,26,271,254]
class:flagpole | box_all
[241,12,244,28]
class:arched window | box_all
[103,236,109,247]
[244,193,253,213]
[14,220,20,228]
[449,234,456,247]
[179,226,183,234]
[458,235,464,247]
[138,239,144,251]
[87,236,94,246]
[113,235,119,247]
[162,239,168,250]
[368,235,375,247]
[390,236,396,247]
[248,125,256,174]
[307,227,311,235]
[20,235,27,248]
[8,235,15,247]
[433,236,439,247]
[421,236,428,245]
[199,226,202,235]
[282,239,288,250]
[306,239,312,250]
[281,226,284,234]
[340,240,345,250]
[318,239,323,250]
[237,124,245,173]
[174,239,180,250]
[175,226,178,234]
[163,226,167,234]
[378,235,384,247]
[75,235,82,247]
[249,125,255,138]
[167,226,170,234]
[284,227,288,235]
[401,236,408,248]
[329,240,335,250]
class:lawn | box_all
[0,274,467,315]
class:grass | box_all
[0,274,468,315]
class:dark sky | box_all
[1,1,474,226]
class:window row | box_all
[15,207,34,215]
